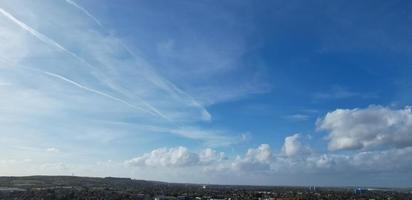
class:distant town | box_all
[0,176,411,200]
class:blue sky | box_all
[1,0,412,187]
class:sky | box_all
[1,0,412,187]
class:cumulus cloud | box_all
[244,144,272,162]
[317,105,412,151]
[231,143,412,176]
[281,134,309,156]
[230,136,312,173]
[125,146,198,167]
[350,147,412,172]
[123,131,412,185]
[232,144,273,172]
[2,1,412,186]
[125,146,225,168]
[199,148,226,163]
[304,147,412,174]
[282,134,301,156]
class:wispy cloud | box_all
[284,114,310,121]
[0,1,239,161]
[65,0,102,26]
[46,147,60,153]
[42,70,156,116]
[0,0,271,183]
[0,8,67,52]
[170,127,244,147]
[314,86,377,100]
[0,6,202,122]
[0,6,106,78]
[62,1,212,121]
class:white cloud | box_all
[285,114,310,121]
[0,18,29,67]
[0,82,60,119]
[230,142,412,177]
[40,162,68,172]
[169,127,243,147]
[42,70,162,118]
[313,86,377,100]
[231,144,272,172]
[64,0,102,26]
[317,105,412,151]
[199,148,226,163]
[350,147,412,172]
[5,134,411,186]
[230,135,312,173]
[0,0,241,155]
[125,146,228,168]
[3,1,412,187]
[46,147,60,153]
[191,82,271,106]
[0,8,69,53]
[0,159,31,165]
[304,147,412,174]
[0,1,211,122]
[125,146,197,168]
[0,7,176,121]
[245,144,272,162]
[314,88,358,99]
[282,134,306,156]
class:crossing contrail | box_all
[0,7,98,69]
[0,7,171,121]
[63,2,211,122]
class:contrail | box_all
[0,7,106,83]
[0,8,68,52]
[0,7,91,66]
[44,71,172,121]
[122,44,212,121]
[64,0,102,26]
[61,1,209,121]
[169,82,212,121]
[0,7,171,121]
[61,2,208,122]
[42,71,151,114]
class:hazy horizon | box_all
[1,0,412,188]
